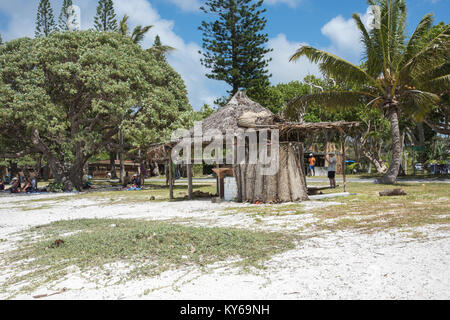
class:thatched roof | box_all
[196,91,277,134]
[147,91,360,160]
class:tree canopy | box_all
[199,0,272,95]
[94,0,118,32]
[35,0,56,37]
[0,31,190,190]
[289,0,449,184]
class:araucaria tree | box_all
[0,32,190,190]
[199,0,272,95]
[58,0,73,31]
[35,0,56,37]
[289,0,449,184]
[94,0,118,32]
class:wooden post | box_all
[187,158,193,200]
[341,133,347,193]
[299,143,306,186]
[168,148,174,200]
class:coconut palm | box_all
[118,15,153,44]
[288,0,449,184]
[118,16,175,60]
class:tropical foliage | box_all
[289,0,449,184]
[0,32,190,190]
[199,0,272,95]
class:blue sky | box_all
[0,0,448,109]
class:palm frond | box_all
[131,25,153,44]
[414,62,450,92]
[286,91,373,119]
[402,90,441,121]
[399,24,450,80]
[290,46,380,89]
[353,13,383,78]
[403,13,434,62]
[119,15,129,37]
[148,45,176,56]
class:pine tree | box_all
[199,0,272,95]
[35,0,56,37]
[94,0,118,32]
[0,33,3,45]
[58,0,73,31]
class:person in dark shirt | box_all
[0,179,5,191]
[132,174,142,188]
[9,177,21,193]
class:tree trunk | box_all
[109,152,118,179]
[379,107,402,184]
[362,150,388,174]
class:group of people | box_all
[0,175,39,193]
[120,172,142,190]
[308,152,337,189]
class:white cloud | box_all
[165,0,203,12]
[264,0,303,8]
[267,33,320,84]
[113,0,226,108]
[321,6,374,62]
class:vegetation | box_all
[199,0,272,95]
[35,0,56,37]
[58,0,73,31]
[118,14,153,45]
[0,32,190,190]
[1,219,295,296]
[94,0,118,32]
[289,0,449,184]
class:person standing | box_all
[326,152,337,189]
[308,154,316,177]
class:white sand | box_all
[0,192,449,300]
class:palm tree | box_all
[118,15,153,44]
[147,35,175,61]
[288,0,449,184]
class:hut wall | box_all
[234,143,308,203]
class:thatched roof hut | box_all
[147,91,360,203]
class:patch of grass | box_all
[1,218,295,296]
[20,204,52,212]
[309,183,450,233]
[10,182,217,209]
[224,203,305,217]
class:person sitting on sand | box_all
[9,177,21,193]
[120,172,131,190]
[21,177,32,193]
[132,174,142,188]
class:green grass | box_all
[1,218,295,296]
[220,183,450,235]
[309,183,450,234]
[224,203,306,218]
[11,182,218,210]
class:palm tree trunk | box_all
[379,106,402,184]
